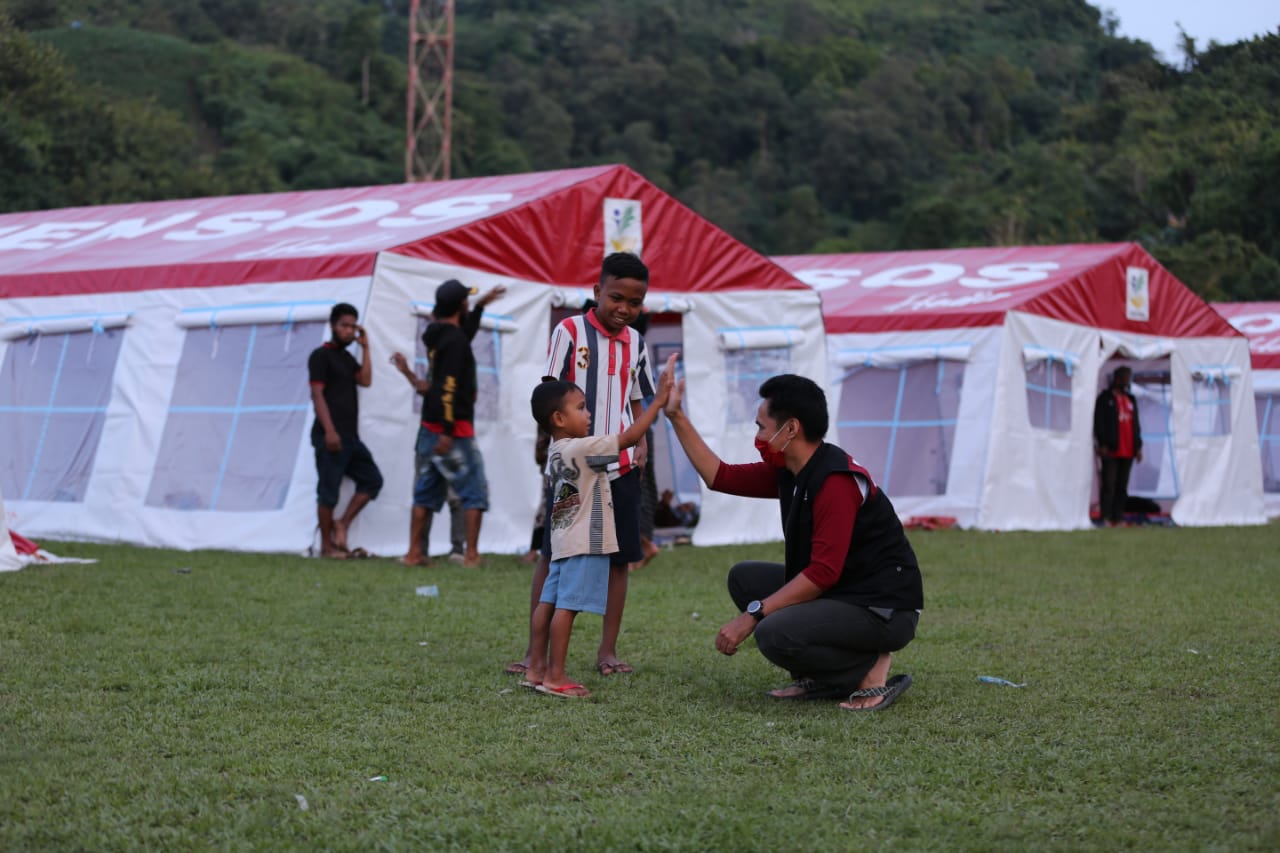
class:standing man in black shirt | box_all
[308,303,383,558]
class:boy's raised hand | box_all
[664,372,685,416]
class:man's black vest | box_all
[777,443,923,611]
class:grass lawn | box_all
[2,526,1277,850]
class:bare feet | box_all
[629,537,661,572]
[461,550,484,568]
[321,548,349,560]
[399,552,431,567]
[595,659,633,676]
[838,653,893,710]
[331,520,349,552]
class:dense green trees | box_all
[1,0,1276,299]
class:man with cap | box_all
[391,279,506,566]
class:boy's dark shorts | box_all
[314,435,383,507]
[541,467,642,566]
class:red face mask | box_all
[754,422,792,468]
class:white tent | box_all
[0,165,825,555]
[775,244,1264,530]
[1213,302,1280,518]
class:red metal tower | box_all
[405,0,455,182]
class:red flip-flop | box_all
[535,682,591,699]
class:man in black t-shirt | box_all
[308,303,383,558]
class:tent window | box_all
[1128,370,1180,499]
[725,347,791,422]
[1190,374,1231,437]
[720,327,803,424]
[146,321,323,511]
[1024,355,1073,432]
[0,328,125,502]
[1257,393,1279,494]
[836,359,964,496]
[413,316,503,422]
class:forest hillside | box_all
[1,0,1277,299]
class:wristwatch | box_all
[746,600,765,622]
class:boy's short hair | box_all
[531,379,580,432]
[330,303,358,325]
[600,252,649,286]
[759,374,829,441]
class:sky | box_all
[1094,1,1279,63]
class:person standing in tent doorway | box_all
[393,279,504,568]
[308,303,383,559]
[508,252,656,679]
[1093,366,1143,527]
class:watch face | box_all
[748,600,762,615]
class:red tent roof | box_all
[775,243,1237,337]
[0,165,802,297]
[1213,302,1280,370]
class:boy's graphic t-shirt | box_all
[546,435,620,560]
[545,313,654,477]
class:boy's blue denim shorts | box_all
[540,554,610,615]
[413,428,489,511]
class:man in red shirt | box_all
[664,372,923,712]
[1093,366,1144,527]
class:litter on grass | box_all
[294,794,309,811]
[978,675,1027,688]
[368,775,387,782]
[415,584,439,597]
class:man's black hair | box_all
[759,374,828,441]
[531,379,581,432]
[330,303,358,325]
[600,252,649,286]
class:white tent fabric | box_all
[1212,302,1280,517]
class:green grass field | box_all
[2,527,1277,850]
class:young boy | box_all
[506,252,657,678]
[525,354,677,698]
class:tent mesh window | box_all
[1258,393,1279,493]
[413,317,500,423]
[837,359,964,496]
[145,321,323,511]
[1190,376,1231,436]
[0,328,124,502]
[1024,357,1073,431]
[724,347,791,423]
[1129,370,1180,499]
